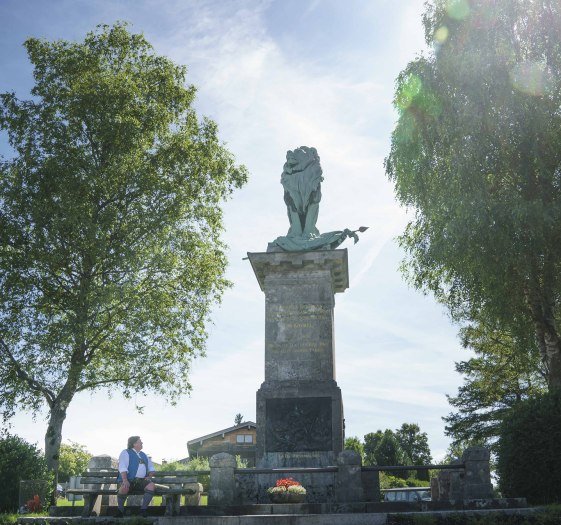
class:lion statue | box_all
[281,146,323,238]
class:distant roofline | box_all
[187,422,256,446]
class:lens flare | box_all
[446,0,470,20]
[434,26,449,43]
[397,74,423,110]
[510,61,554,96]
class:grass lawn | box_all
[55,494,207,507]
[56,498,84,506]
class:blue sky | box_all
[0,0,466,463]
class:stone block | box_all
[462,446,493,499]
[184,482,203,506]
[335,451,362,503]
[361,470,380,502]
[209,453,236,506]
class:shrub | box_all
[380,473,430,489]
[0,434,52,512]
[58,441,92,482]
[157,456,210,491]
[497,389,561,504]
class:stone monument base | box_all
[256,379,343,468]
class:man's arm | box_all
[147,455,156,477]
[118,450,130,485]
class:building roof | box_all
[187,421,256,446]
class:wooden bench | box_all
[66,470,204,517]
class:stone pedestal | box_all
[209,453,236,506]
[248,249,348,469]
[462,446,494,499]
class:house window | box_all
[236,434,253,444]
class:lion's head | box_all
[282,146,321,176]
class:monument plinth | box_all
[248,249,348,468]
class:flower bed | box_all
[267,478,306,503]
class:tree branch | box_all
[0,337,56,407]
[75,374,145,392]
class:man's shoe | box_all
[115,510,124,518]
[140,509,148,518]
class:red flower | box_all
[275,478,301,490]
[27,495,42,513]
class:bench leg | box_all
[82,494,98,517]
[173,494,181,516]
[164,495,173,516]
[164,494,180,516]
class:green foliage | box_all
[380,473,409,489]
[497,388,561,504]
[0,514,18,525]
[0,434,51,513]
[234,413,243,426]
[395,423,432,465]
[157,456,211,491]
[155,461,189,471]
[344,436,364,462]
[235,455,248,468]
[185,456,210,492]
[363,425,432,479]
[57,441,92,482]
[380,473,430,490]
[444,319,547,454]
[395,423,432,481]
[376,432,410,476]
[363,430,384,465]
[0,22,247,471]
[385,0,561,388]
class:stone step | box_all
[19,507,540,525]
[159,515,387,525]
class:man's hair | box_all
[127,436,140,449]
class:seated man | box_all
[117,436,156,517]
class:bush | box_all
[58,441,92,483]
[0,434,52,512]
[380,473,430,489]
[0,514,18,525]
[497,389,561,504]
[157,456,210,491]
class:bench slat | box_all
[79,470,208,477]
[66,488,195,495]
[79,477,198,485]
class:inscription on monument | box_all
[266,303,332,351]
[265,397,332,452]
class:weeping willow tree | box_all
[386,0,561,389]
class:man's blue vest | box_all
[117,449,150,482]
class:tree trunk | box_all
[45,401,69,505]
[527,288,561,389]
[543,329,561,390]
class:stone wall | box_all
[211,451,363,505]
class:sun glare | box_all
[434,26,449,43]
[446,0,470,21]
[510,61,553,96]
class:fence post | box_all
[208,453,236,506]
[336,450,363,502]
[462,446,493,499]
